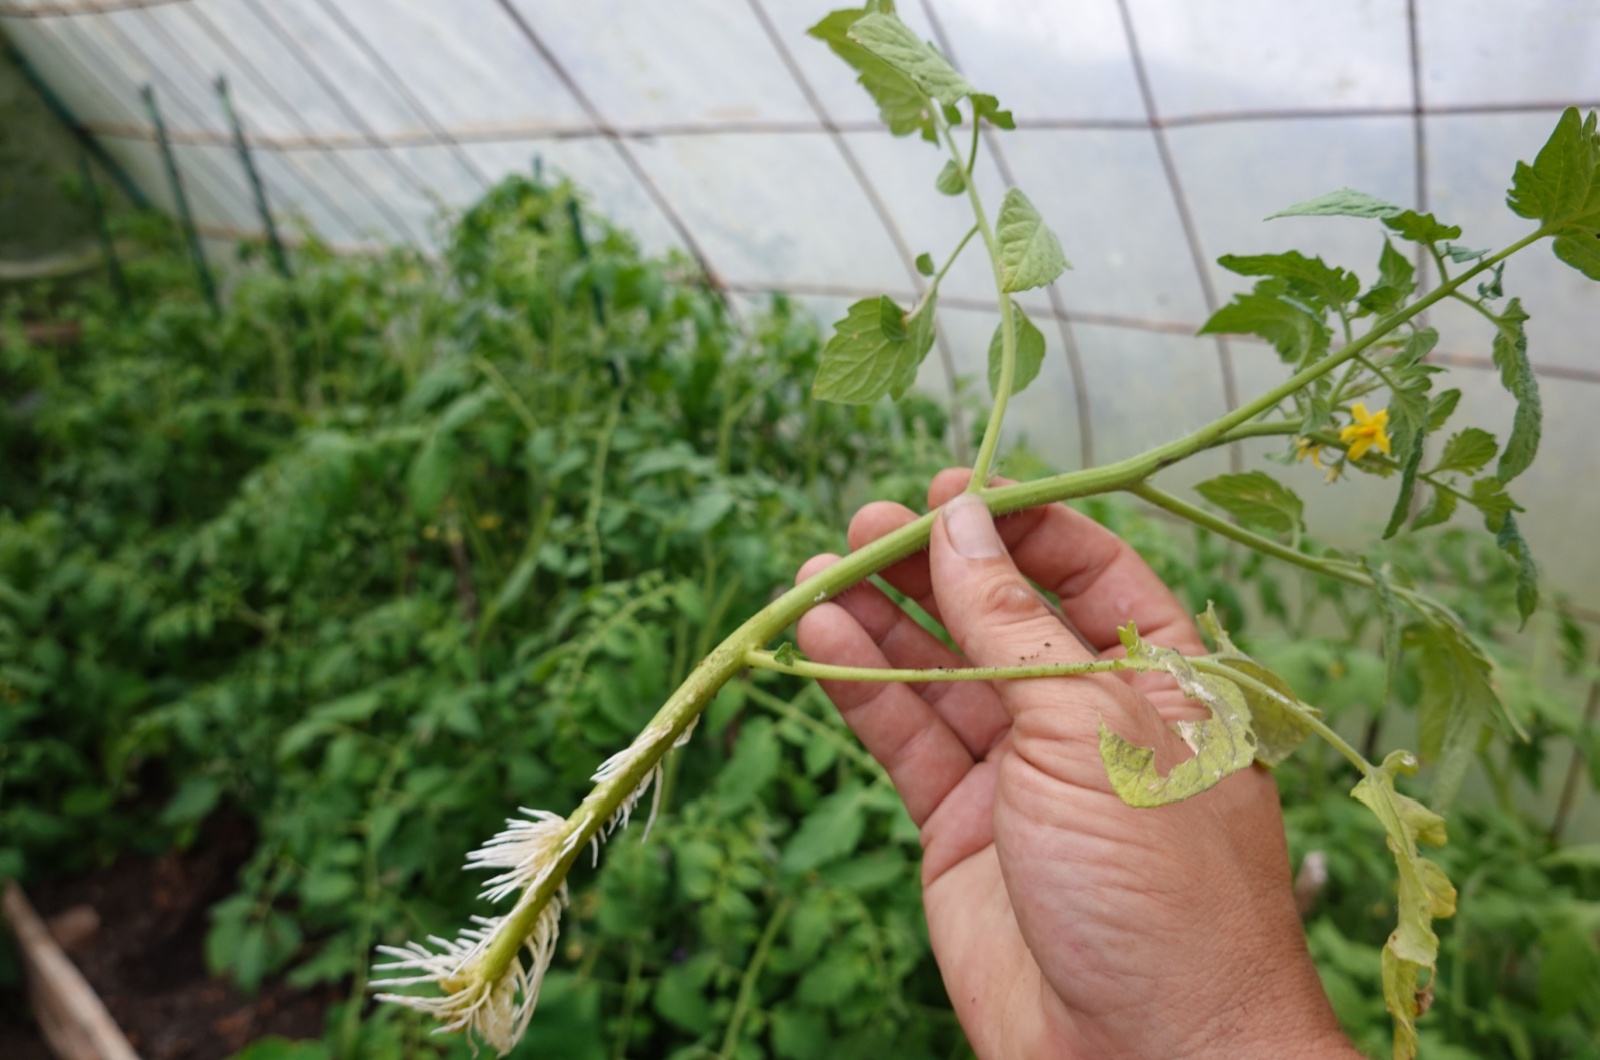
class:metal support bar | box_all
[142,82,218,315]
[3,38,147,208]
[216,74,291,280]
[77,153,128,305]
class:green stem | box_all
[743,683,881,776]
[932,108,1011,492]
[908,224,979,322]
[472,354,540,435]
[746,648,1137,683]
[471,226,1548,987]
[717,895,793,1059]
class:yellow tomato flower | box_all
[1339,403,1392,462]
[1294,437,1324,468]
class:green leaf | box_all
[1495,511,1540,625]
[782,783,868,875]
[809,8,933,139]
[1383,210,1463,245]
[1350,750,1457,1060]
[1199,283,1330,364]
[1553,229,1600,280]
[1506,107,1600,228]
[1363,559,1404,721]
[160,774,222,827]
[813,294,937,403]
[1412,621,1508,808]
[1383,436,1425,539]
[994,188,1070,292]
[1382,381,1431,538]
[1217,251,1360,310]
[1360,240,1416,315]
[847,13,974,105]
[1432,428,1498,476]
[1426,387,1460,432]
[1393,327,1439,371]
[1195,471,1304,535]
[1099,629,1256,807]
[1467,476,1521,532]
[971,92,1015,129]
[653,955,716,1034]
[1266,187,1401,220]
[986,300,1046,397]
[408,431,459,517]
[1414,483,1465,531]
[1490,299,1541,482]
[914,251,935,276]
[935,160,966,195]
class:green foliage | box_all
[985,300,1043,397]
[1195,471,1305,536]
[0,178,961,1057]
[993,188,1070,293]
[812,294,937,403]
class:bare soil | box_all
[0,813,336,1059]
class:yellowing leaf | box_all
[1099,627,1256,808]
[1350,751,1457,1060]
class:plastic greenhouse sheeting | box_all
[4,0,1600,620]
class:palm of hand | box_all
[797,471,1347,1059]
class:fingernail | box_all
[943,493,1003,559]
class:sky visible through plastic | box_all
[4,0,1600,625]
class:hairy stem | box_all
[933,108,1012,491]
[470,225,1547,988]
[747,648,1138,683]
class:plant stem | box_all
[1190,659,1372,776]
[469,226,1548,989]
[743,683,882,776]
[908,224,979,322]
[932,108,1012,492]
[717,895,793,1060]
[746,648,1138,683]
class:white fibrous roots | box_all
[372,718,696,1053]
[371,894,565,1056]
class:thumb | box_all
[932,493,1096,668]
[931,493,1182,762]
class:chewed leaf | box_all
[847,13,974,106]
[995,189,1070,292]
[1267,188,1402,220]
[1351,751,1457,1060]
[1099,628,1256,808]
[1197,604,1312,767]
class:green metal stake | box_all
[142,83,219,315]
[78,154,129,306]
[5,40,148,210]
[215,75,291,281]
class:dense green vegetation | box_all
[2,172,1597,1058]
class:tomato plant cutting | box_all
[363,5,1600,1058]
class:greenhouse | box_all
[2,1,1598,1058]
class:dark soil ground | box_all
[0,814,336,1059]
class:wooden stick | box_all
[2,881,139,1060]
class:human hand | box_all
[795,470,1357,1059]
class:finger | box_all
[797,555,1010,758]
[928,494,1187,780]
[796,556,977,826]
[926,471,1204,656]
